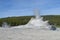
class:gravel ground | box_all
[0,28,60,40]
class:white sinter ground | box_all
[0,28,60,40]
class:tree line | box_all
[0,15,60,27]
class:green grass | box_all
[0,15,60,27]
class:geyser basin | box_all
[12,9,52,30]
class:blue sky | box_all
[0,0,60,18]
